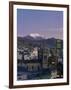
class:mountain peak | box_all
[29,33,42,38]
[23,33,44,40]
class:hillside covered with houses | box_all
[17,35,63,80]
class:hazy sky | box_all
[17,9,63,39]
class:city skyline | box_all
[17,9,63,39]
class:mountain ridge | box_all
[17,35,63,49]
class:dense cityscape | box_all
[17,34,63,80]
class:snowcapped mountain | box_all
[23,33,44,40]
[18,34,63,49]
[29,33,43,38]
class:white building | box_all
[30,47,38,60]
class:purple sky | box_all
[17,9,63,39]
